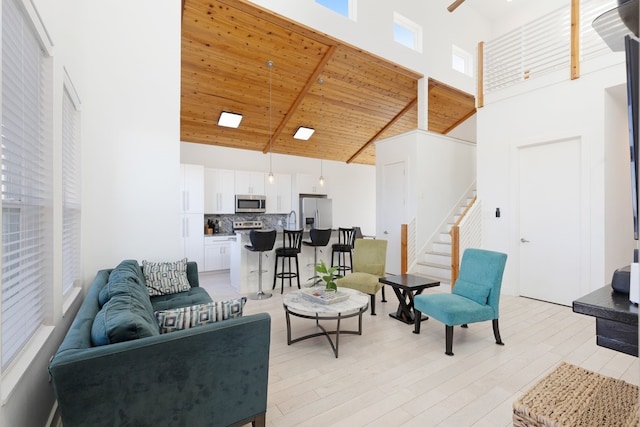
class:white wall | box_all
[376,130,476,253]
[0,1,181,426]
[180,143,376,235]
[477,61,631,296]
[77,2,183,275]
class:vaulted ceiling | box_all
[181,0,476,165]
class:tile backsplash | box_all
[204,214,290,234]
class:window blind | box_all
[62,83,81,297]
[1,0,52,371]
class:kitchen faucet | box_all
[287,210,297,229]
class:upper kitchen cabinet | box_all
[235,171,265,195]
[180,164,204,214]
[204,168,235,214]
[265,173,292,214]
[295,173,329,196]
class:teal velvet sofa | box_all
[49,260,270,427]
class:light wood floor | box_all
[199,271,639,427]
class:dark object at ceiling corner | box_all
[593,0,638,51]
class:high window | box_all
[315,0,356,20]
[393,12,422,53]
[1,0,53,371]
[62,73,82,298]
[452,45,473,77]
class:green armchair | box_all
[413,248,508,356]
[336,239,387,315]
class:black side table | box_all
[379,274,440,324]
[573,286,638,356]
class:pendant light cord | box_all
[268,60,274,182]
[319,77,325,186]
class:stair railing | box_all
[450,197,481,287]
[401,217,417,274]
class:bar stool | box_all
[273,229,303,294]
[331,227,356,274]
[244,229,277,300]
[302,228,332,284]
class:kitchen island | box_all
[229,229,340,294]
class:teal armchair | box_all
[413,248,508,356]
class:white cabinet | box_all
[181,213,204,268]
[235,171,265,195]
[265,173,292,214]
[180,164,204,266]
[295,173,328,195]
[204,168,235,214]
[204,236,231,271]
[180,164,204,214]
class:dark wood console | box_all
[572,286,638,357]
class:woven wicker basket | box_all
[513,362,639,427]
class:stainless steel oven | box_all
[235,194,266,213]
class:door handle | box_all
[520,238,530,243]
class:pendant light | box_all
[318,77,325,187]
[267,60,274,183]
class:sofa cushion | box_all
[142,258,191,296]
[150,287,212,312]
[91,293,160,346]
[452,278,491,305]
[98,260,148,308]
[155,297,247,334]
[336,272,383,295]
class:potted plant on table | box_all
[314,260,341,292]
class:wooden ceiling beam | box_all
[442,108,477,134]
[347,97,417,164]
[262,45,337,153]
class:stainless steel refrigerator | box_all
[300,196,333,230]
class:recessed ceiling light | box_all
[218,111,243,128]
[293,126,315,140]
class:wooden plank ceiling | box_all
[181,0,476,165]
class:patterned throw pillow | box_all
[142,258,191,296]
[155,297,247,334]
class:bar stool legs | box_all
[248,251,271,300]
[245,229,276,300]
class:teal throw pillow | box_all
[99,260,149,307]
[91,293,160,346]
[452,279,491,305]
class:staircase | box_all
[414,191,476,287]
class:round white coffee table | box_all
[282,287,369,358]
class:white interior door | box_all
[519,138,582,306]
[382,161,406,274]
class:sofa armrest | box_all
[49,313,270,427]
[186,260,200,287]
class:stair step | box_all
[432,242,451,254]
[414,262,451,283]
[438,233,452,244]
[423,252,450,265]
[418,260,449,269]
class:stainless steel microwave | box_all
[235,194,266,213]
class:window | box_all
[452,45,473,77]
[62,73,81,297]
[393,12,422,53]
[1,0,53,371]
[315,0,356,20]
